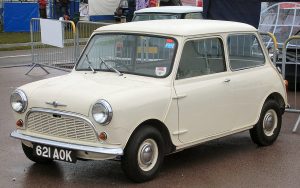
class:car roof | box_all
[96,19,257,37]
[134,6,203,14]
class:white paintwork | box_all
[96,19,256,37]
[135,6,203,14]
[175,72,237,143]
[88,0,119,16]
[11,20,287,160]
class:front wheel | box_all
[22,143,53,164]
[121,126,165,182]
[250,100,282,146]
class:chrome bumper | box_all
[10,130,123,155]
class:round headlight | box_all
[92,100,113,125]
[10,89,28,113]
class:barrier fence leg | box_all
[292,115,300,133]
[25,63,50,75]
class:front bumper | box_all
[11,130,123,156]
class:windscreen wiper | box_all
[85,54,96,73]
[99,57,123,76]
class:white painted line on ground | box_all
[0,54,31,59]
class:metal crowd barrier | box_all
[27,18,76,74]
[28,19,114,74]
[259,32,278,65]
[282,35,300,133]
[75,21,112,61]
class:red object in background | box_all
[149,0,157,7]
[280,2,300,9]
[38,0,47,9]
[197,0,203,7]
[166,39,174,43]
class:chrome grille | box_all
[26,111,97,143]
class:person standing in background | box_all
[57,0,69,18]
[149,0,159,7]
[160,0,182,6]
[38,0,47,18]
[127,0,136,21]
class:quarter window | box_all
[176,38,226,80]
[228,34,265,70]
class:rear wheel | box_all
[250,100,282,146]
[121,126,165,182]
[22,143,53,164]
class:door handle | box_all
[173,94,187,99]
[224,78,231,83]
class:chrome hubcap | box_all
[263,109,278,136]
[138,139,158,171]
[140,144,153,165]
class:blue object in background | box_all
[70,0,80,19]
[4,2,39,32]
[89,15,115,21]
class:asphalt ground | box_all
[0,50,32,67]
[0,66,299,188]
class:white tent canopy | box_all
[85,0,199,20]
[89,0,120,16]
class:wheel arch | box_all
[125,119,176,155]
[265,92,285,114]
[250,95,283,146]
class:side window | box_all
[176,38,226,80]
[228,34,265,70]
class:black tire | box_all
[22,143,53,164]
[121,126,165,183]
[250,100,282,146]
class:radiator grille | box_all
[26,111,97,143]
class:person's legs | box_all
[39,8,47,18]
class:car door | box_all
[174,37,235,144]
[226,33,269,128]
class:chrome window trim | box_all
[25,108,100,142]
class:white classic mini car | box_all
[10,19,288,182]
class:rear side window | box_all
[227,34,265,70]
[176,38,226,80]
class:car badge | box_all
[45,101,67,108]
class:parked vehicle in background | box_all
[132,6,202,21]
[10,19,287,182]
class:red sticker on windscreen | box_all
[166,39,174,43]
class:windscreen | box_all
[133,13,179,21]
[76,34,177,78]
